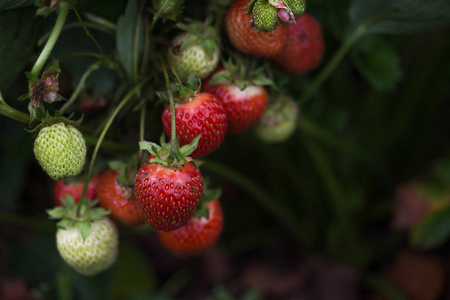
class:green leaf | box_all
[0,0,33,11]
[411,206,450,248]
[351,36,402,91]
[349,0,450,34]
[116,0,144,81]
[77,221,91,241]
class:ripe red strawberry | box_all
[271,13,324,75]
[97,169,144,226]
[161,92,227,157]
[203,65,269,135]
[225,0,288,57]
[157,198,223,256]
[53,175,100,206]
[134,139,204,231]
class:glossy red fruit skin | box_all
[204,78,268,135]
[225,0,288,57]
[161,93,227,157]
[157,199,223,256]
[271,13,324,75]
[96,169,144,226]
[53,175,100,206]
[134,162,203,231]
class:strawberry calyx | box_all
[208,57,273,90]
[27,110,83,134]
[107,155,140,187]
[173,20,220,59]
[139,133,202,167]
[156,73,201,104]
[47,195,110,240]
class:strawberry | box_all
[167,22,220,82]
[56,217,118,276]
[33,122,86,180]
[255,96,299,143]
[203,61,270,135]
[97,169,144,226]
[252,0,281,32]
[225,0,288,57]
[134,138,204,231]
[161,92,227,157]
[53,175,100,206]
[271,13,324,75]
[157,198,223,256]
[47,197,118,276]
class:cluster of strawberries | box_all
[43,0,325,276]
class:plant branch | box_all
[159,55,177,147]
[31,1,70,77]
[70,3,105,56]
[59,61,102,115]
[149,0,171,35]
[300,24,366,106]
[132,1,144,82]
[76,76,151,217]
[0,91,31,124]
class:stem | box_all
[83,135,137,152]
[58,51,103,61]
[0,91,31,124]
[132,1,144,83]
[31,1,70,77]
[138,99,147,164]
[71,4,105,56]
[59,61,102,115]
[203,161,305,244]
[300,24,366,106]
[149,0,171,35]
[76,76,151,217]
[159,55,177,147]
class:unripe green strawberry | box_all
[252,0,281,32]
[56,217,119,276]
[33,122,86,180]
[284,0,305,19]
[255,96,298,143]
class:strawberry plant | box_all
[1,0,450,299]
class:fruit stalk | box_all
[70,3,105,57]
[76,76,151,217]
[159,55,177,147]
[300,24,366,105]
[0,91,31,124]
[30,1,70,77]
[59,61,102,115]
[149,0,172,34]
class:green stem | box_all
[138,99,147,164]
[300,24,366,106]
[31,1,70,77]
[59,61,102,115]
[159,55,177,147]
[203,161,305,244]
[0,91,31,124]
[76,76,151,217]
[149,0,171,35]
[59,51,103,61]
[71,4,105,56]
[83,12,117,33]
[84,135,137,152]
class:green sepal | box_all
[89,207,110,220]
[179,134,202,157]
[18,93,30,102]
[202,188,222,203]
[60,195,76,208]
[47,207,67,219]
[25,71,39,84]
[209,70,232,86]
[42,60,61,77]
[57,218,75,230]
[139,140,161,157]
[245,0,258,14]
[77,220,91,241]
